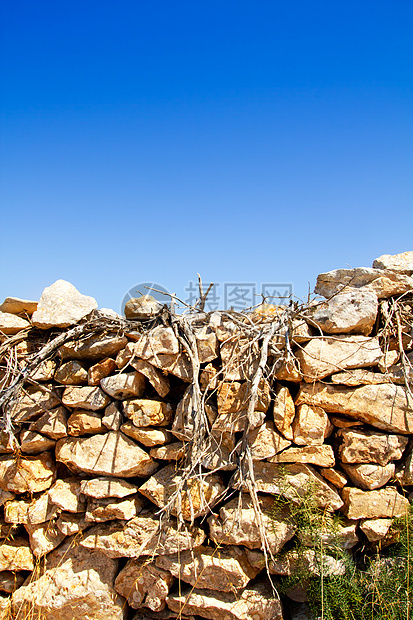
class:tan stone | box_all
[19,429,56,454]
[31,359,57,381]
[272,385,296,440]
[268,444,335,467]
[328,414,363,428]
[373,251,413,274]
[29,406,69,439]
[3,499,31,524]
[318,468,348,489]
[80,477,138,499]
[139,464,225,520]
[236,462,343,511]
[146,352,193,381]
[4,494,59,525]
[102,402,123,430]
[0,594,10,620]
[124,294,163,319]
[292,404,332,446]
[305,290,378,335]
[0,297,37,315]
[0,491,15,509]
[54,360,88,384]
[80,510,206,558]
[274,357,303,382]
[62,386,111,411]
[172,385,217,440]
[0,452,56,494]
[360,518,393,542]
[115,558,174,611]
[342,486,409,519]
[60,333,128,361]
[150,442,185,460]
[86,495,144,522]
[67,409,106,435]
[200,363,219,391]
[9,385,60,422]
[298,518,359,550]
[0,571,25,593]
[130,359,170,397]
[11,539,125,620]
[0,311,30,334]
[291,318,317,343]
[336,429,408,465]
[395,440,413,485]
[220,336,260,381]
[331,369,391,386]
[121,424,172,447]
[131,327,180,359]
[55,512,89,536]
[166,582,283,620]
[248,421,291,459]
[0,538,34,571]
[341,463,395,490]
[295,335,382,382]
[0,431,16,454]
[314,267,413,299]
[88,358,117,385]
[25,520,66,556]
[32,279,97,328]
[295,382,413,434]
[100,371,145,399]
[378,349,400,372]
[201,432,236,471]
[48,478,86,512]
[194,326,219,363]
[247,548,346,578]
[208,494,295,554]
[123,399,173,427]
[217,380,270,414]
[56,431,158,477]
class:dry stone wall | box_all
[0,250,412,620]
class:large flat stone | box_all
[268,444,335,467]
[336,428,408,465]
[100,371,145,399]
[247,421,291,459]
[0,452,56,494]
[25,520,66,556]
[80,477,138,499]
[9,385,60,423]
[314,267,413,299]
[54,360,88,385]
[341,463,395,490]
[304,290,378,335]
[342,486,409,519]
[86,495,144,522]
[62,386,111,411]
[0,538,34,571]
[130,359,170,397]
[0,297,37,315]
[32,279,97,329]
[373,251,413,274]
[60,334,128,361]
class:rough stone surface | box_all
[54,360,88,385]
[102,402,123,430]
[0,311,30,334]
[56,431,158,477]
[217,380,270,414]
[272,385,296,440]
[30,359,57,381]
[32,279,98,328]
[124,295,163,319]
[342,486,409,519]
[248,420,291,459]
[172,385,217,440]
[150,442,185,460]
[268,444,335,467]
[319,467,348,488]
[62,386,111,411]
[0,297,37,315]
[292,404,332,446]
[139,464,225,520]
[342,463,395,490]
[88,358,117,385]
[373,250,413,274]
[336,429,408,465]
[48,477,86,512]
[314,267,413,299]
[295,335,382,382]
[123,399,173,427]
[360,518,393,542]
[9,385,60,422]
[60,334,128,361]
[55,512,89,536]
[396,440,413,485]
[305,290,378,335]
[220,336,260,381]
[67,410,107,435]
[121,424,172,447]
[201,432,236,471]
[331,368,391,385]
[130,359,170,397]
[115,558,174,611]
[200,363,219,391]
[296,382,413,434]
[0,571,25,594]
[19,429,56,454]
[11,539,125,620]
[80,477,138,499]
[86,495,144,522]
[0,452,56,494]
[100,371,145,399]
[25,520,66,556]
[0,538,34,571]
[194,325,219,363]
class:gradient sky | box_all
[1,1,412,312]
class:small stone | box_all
[102,402,123,430]
[48,477,86,512]
[172,385,218,440]
[0,538,34,571]
[0,311,30,334]
[55,512,89,536]
[328,414,363,428]
[25,520,66,557]
[88,358,117,385]
[121,424,172,447]
[274,357,303,382]
[360,518,393,542]
[32,279,97,328]
[292,404,332,446]
[62,386,111,410]
[59,333,128,361]
[123,399,173,427]
[378,350,400,372]
[273,385,296,440]
[86,495,144,522]
[0,297,37,315]
[130,359,170,397]
[220,335,260,381]
[19,430,56,454]
[0,452,56,494]
[29,406,69,439]
[131,326,180,359]
[315,267,413,299]
[115,558,174,611]
[56,431,158,478]
[269,444,335,467]
[212,409,266,433]
[341,463,395,490]
[100,371,145,399]
[217,380,270,414]
[194,325,219,363]
[8,385,60,423]
[304,290,378,335]
[54,360,88,385]
[150,442,185,460]
[0,571,25,594]
[200,363,219,391]
[201,432,236,471]
[342,486,409,519]
[336,428,408,465]
[396,440,413,485]
[373,250,413,274]
[299,518,359,550]
[146,352,193,381]
[30,359,56,381]
[248,421,291,459]
[0,431,17,454]
[0,491,15,509]
[139,464,225,520]
[319,468,348,488]
[4,494,58,525]
[80,477,138,499]
[124,295,163,319]
[331,369,391,386]
[67,409,107,436]
[3,499,31,524]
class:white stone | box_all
[32,279,97,328]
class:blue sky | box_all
[1,1,412,312]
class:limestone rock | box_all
[29,406,68,439]
[48,478,86,512]
[220,336,260,381]
[11,539,125,620]
[100,371,145,399]
[166,582,283,620]
[172,385,217,440]
[62,386,111,411]
[102,402,123,430]
[295,335,382,382]
[19,430,56,454]
[268,444,335,467]
[396,440,413,485]
[378,349,400,372]
[0,491,15,509]
[131,327,180,359]
[0,452,56,494]
[0,538,34,571]
[314,267,413,299]
[115,558,174,611]
[139,464,225,520]
[146,352,192,381]
[124,295,163,319]
[298,519,359,550]
[54,360,88,385]
[150,442,185,460]
[200,363,219,391]
[305,290,378,335]
[60,334,128,361]
[121,424,172,447]
[56,431,157,477]
[0,297,37,315]
[208,494,295,554]
[9,385,60,423]
[217,380,270,415]
[80,510,206,558]
[360,518,393,542]
[30,359,56,381]
[4,494,59,525]
[296,382,413,434]
[0,571,25,593]
[373,250,413,274]
[130,359,170,397]
[201,432,236,471]
[342,486,409,519]
[0,311,30,334]
[25,520,66,556]
[67,410,107,436]
[274,357,303,382]
[80,477,138,499]
[331,369,391,386]
[0,521,16,537]
[0,431,17,454]
[319,467,348,488]
[123,399,173,427]
[273,385,296,440]
[86,495,144,522]
[336,428,408,465]
[292,404,332,446]
[88,358,117,385]
[32,279,97,328]
[194,325,219,363]
[341,463,395,490]
[56,512,89,536]
[3,499,31,524]
[248,421,291,459]
[0,595,10,620]
[328,414,363,429]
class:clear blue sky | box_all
[1,1,412,312]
